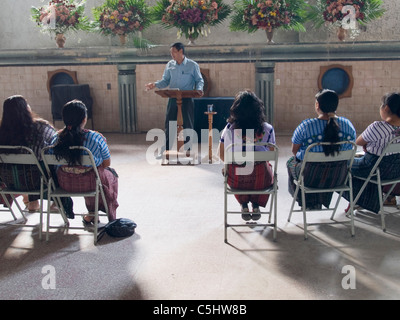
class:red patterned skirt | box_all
[227,161,273,207]
[57,166,118,221]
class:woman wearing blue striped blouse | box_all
[287,89,356,210]
[52,100,119,225]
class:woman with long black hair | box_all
[0,95,56,212]
[52,100,118,225]
[287,89,356,209]
[218,90,275,221]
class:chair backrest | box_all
[364,136,400,180]
[41,146,101,184]
[0,145,47,190]
[302,141,357,163]
[224,142,279,175]
[298,141,357,188]
[383,136,400,155]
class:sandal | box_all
[241,203,251,221]
[49,202,59,213]
[27,200,40,212]
[82,214,100,226]
[251,203,261,221]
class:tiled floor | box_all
[1,133,400,300]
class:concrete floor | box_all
[1,133,400,300]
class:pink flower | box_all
[68,16,76,24]
[251,14,258,25]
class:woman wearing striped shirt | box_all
[52,100,118,224]
[346,92,400,213]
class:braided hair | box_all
[53,100,87,165]
[316,89,341,156]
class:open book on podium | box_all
[155,89,202,165]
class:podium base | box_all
[200,154,220,164]
[161,150,197,166]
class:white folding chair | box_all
[41,146,108,245]
[224,142,279,242]
[352,136,400,232]
[0,145,48,240]
[287,141,357,240]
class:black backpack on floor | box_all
[97,218,137,241]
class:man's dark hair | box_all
[171,42,185,55]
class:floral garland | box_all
[152,0,231,41]
[92,0,151,36]
[230,0,306,34]
[31,0,90,35]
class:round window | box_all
[318,65,353,99]
[321,68,349,95]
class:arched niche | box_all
[47,69,78,99]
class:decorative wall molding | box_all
[1,42,400,67]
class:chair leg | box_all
[46,197,51,242]
[376,182,386,232]
[347,199,355,237]
[38,191,43,241]
[268,193,274,223]
[288,184,300,222]
[380,211,386,232]
[13,196,28,222]
[1,194,18,221]
[54,197,69,225]
[273,193,277,241]
[224,190,228,243]
[330,191,343,220]
[301,188,308,240]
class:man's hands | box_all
[145,82,156,91]
[195,90,204,97]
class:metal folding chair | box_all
[352,136,400,232]
[224,142,279,242]
[41,146,108,245]
[0,145,48,240]
[287,141,357,240]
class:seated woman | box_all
[218,90,275,221]
[287,89,356,209]
[0,95,62,212]
[344,92,400,213]
[51,100,118,225]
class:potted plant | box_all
[92,0,152,46]
[307,0,385,41]
[31,0,91,48]
[229,0,307,43]
[152,0,231,45]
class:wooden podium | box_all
[155,89,202,165]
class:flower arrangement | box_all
[230,0,307,35]
[31,0,90,36]
[152,0,231,43]
[92,0,152,39]
[307,0,385,39]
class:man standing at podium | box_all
[145,42,204,156]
